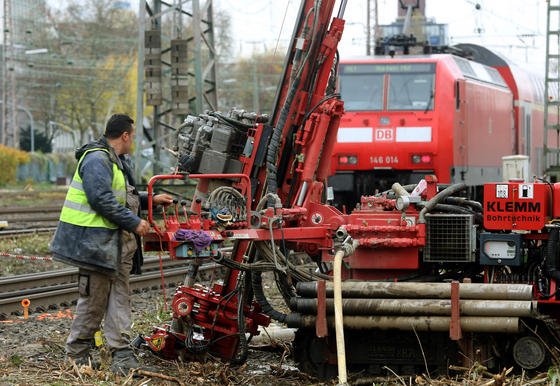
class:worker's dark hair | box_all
[104,114,134,139]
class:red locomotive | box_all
[330,45,557,209]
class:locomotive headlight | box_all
[339,155,358,165]
[411,154,432,164]
[421,154,432,163]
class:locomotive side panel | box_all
[452,79,514,185]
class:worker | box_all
[50,114,173,375]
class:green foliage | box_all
[0,234,66,277]
[9,355,23,366]
[28,152,77,177]
[15,152,77,185]
[0,146,30,186]
[0,233,53,256]
[23,0,139,147]
[549,366,560,385]
[19,126,53,153]
[0,188,66,207]
[132,300,173,333]
[219,50,285,114]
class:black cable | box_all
[250,251,288,323]
[207,111,254,130]
[212,251,276,272]
[301,93,341,123]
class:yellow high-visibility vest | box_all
[59,148,126,229]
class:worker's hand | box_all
[153,193,174,206]
[134,219,151,236]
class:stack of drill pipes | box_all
[288,281,534,333]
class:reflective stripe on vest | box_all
[59,148,127,229]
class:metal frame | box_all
[135,0,217,179]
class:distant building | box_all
[11,1,48,44]
[1,0,48,148]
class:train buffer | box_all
[0,220,7,228]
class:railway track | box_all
[0,205,171,236]
[0,227,57,238]
[0,205,62,230]
[0,256,225,318]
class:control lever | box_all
[180,199,191,225]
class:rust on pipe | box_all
[292,298,534,317]
[357,237,424,248]
[450,281,462,340]
[288,314,520,333]
[316,280,328,338]
[296,282,534,300]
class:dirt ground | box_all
[0,256,558,385]
[0,289,324,386]
[1,288,556,386]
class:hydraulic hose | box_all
[418,183,467,223]
[444,196,483,212]
[266,77,301,197]
[333,249,348,385]
[251,270,287,323]
[426,203,483,224]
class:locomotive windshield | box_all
[339,62,436,112]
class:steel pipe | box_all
[291,298,535,317]
[285,314,520,333]
[296,282,533,300]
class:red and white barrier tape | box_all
[0,251,53,261]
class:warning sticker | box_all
[496,184,508,199]
[518,184,534,199]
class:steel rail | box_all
[0,227,57,238]
[0,261,224,317]
[0,256,190,293]
[0,205,62,215]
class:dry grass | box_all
[0,338,326,386]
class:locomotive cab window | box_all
[339,63,436,112]
[338,64,384,111]
[388,73,435,111]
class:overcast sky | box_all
[44,0,551,73]
[213,0,549,72]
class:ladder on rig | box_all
[544,0,560,181]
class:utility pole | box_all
[366,0,371,55]
[1,0,7,146]
[543,0,560,181]
[366,0,379,56]
[135,0,146,182]
[2,0,17,148]
[136,0,217,178]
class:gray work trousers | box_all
[66,230,137,358]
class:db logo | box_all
[375,128,394,141]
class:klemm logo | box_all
[486,201,541,212]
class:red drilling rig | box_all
[137,0,560,381]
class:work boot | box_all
[66,353,100,370]
[110,348,141,376]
